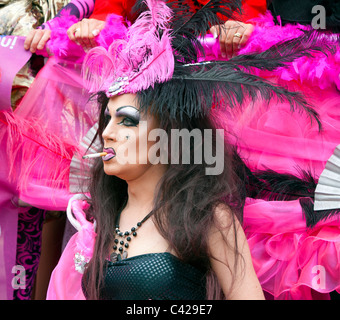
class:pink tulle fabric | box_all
[46,195,95,300]
[5,56,98,210]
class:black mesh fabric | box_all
[83,252,207,300]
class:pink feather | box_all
[47,10,85,63]
[45,12,128,64]
[1,111,79,195]
[82,0,175,95]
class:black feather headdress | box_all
[83,0,330,126]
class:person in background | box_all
[210,0,266,58]
[24,0,267,55]
[24,0,137,53]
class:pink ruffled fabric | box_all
[244,198,340,299]
[46,195,95,300]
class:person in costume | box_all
[9,0,266,300]
[77,94,265,300]
[45,0,333,300]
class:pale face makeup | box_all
[102,105,140,161]
[101,93,160,180]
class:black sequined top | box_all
[83,252,207,300]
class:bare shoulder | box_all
[208,203,245,265]
[210,203,243,242]
[208,203,265,300]
[212,203,239,227]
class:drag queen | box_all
[43,0,340,299]
[0,0,265,300]
[46,0,265,300]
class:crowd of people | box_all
[0,0,339,300]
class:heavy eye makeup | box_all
[104,105,140,127]
[116,106,140,127]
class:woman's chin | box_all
[103,161,120,176]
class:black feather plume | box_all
[171,0,241,36]
[131,0,324,127]
[229,30,334,72]
[300,198,340,228]
[242,167,340,228]
[137,59,320,128]
[169,0,242,63]
[247,168,317,201]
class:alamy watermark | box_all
[112,121,225,175]
[311,5,326,30]
[11,265,26,290]
[311,265,326,290]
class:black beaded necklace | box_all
[110,204,154,263]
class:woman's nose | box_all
[102,120,116,141]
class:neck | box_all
[125,164,167,215]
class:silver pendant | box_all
[110,251,129,262]
[122,251,128,259]
[110,252,119,263]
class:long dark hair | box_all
[83,90,247,300]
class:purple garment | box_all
[0,36,32,111]
[0,36,33,299]
[0,128,19,299]
[13,208,45,300]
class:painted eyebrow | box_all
[116,105,139,114]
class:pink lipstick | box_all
[102,147,116,161]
